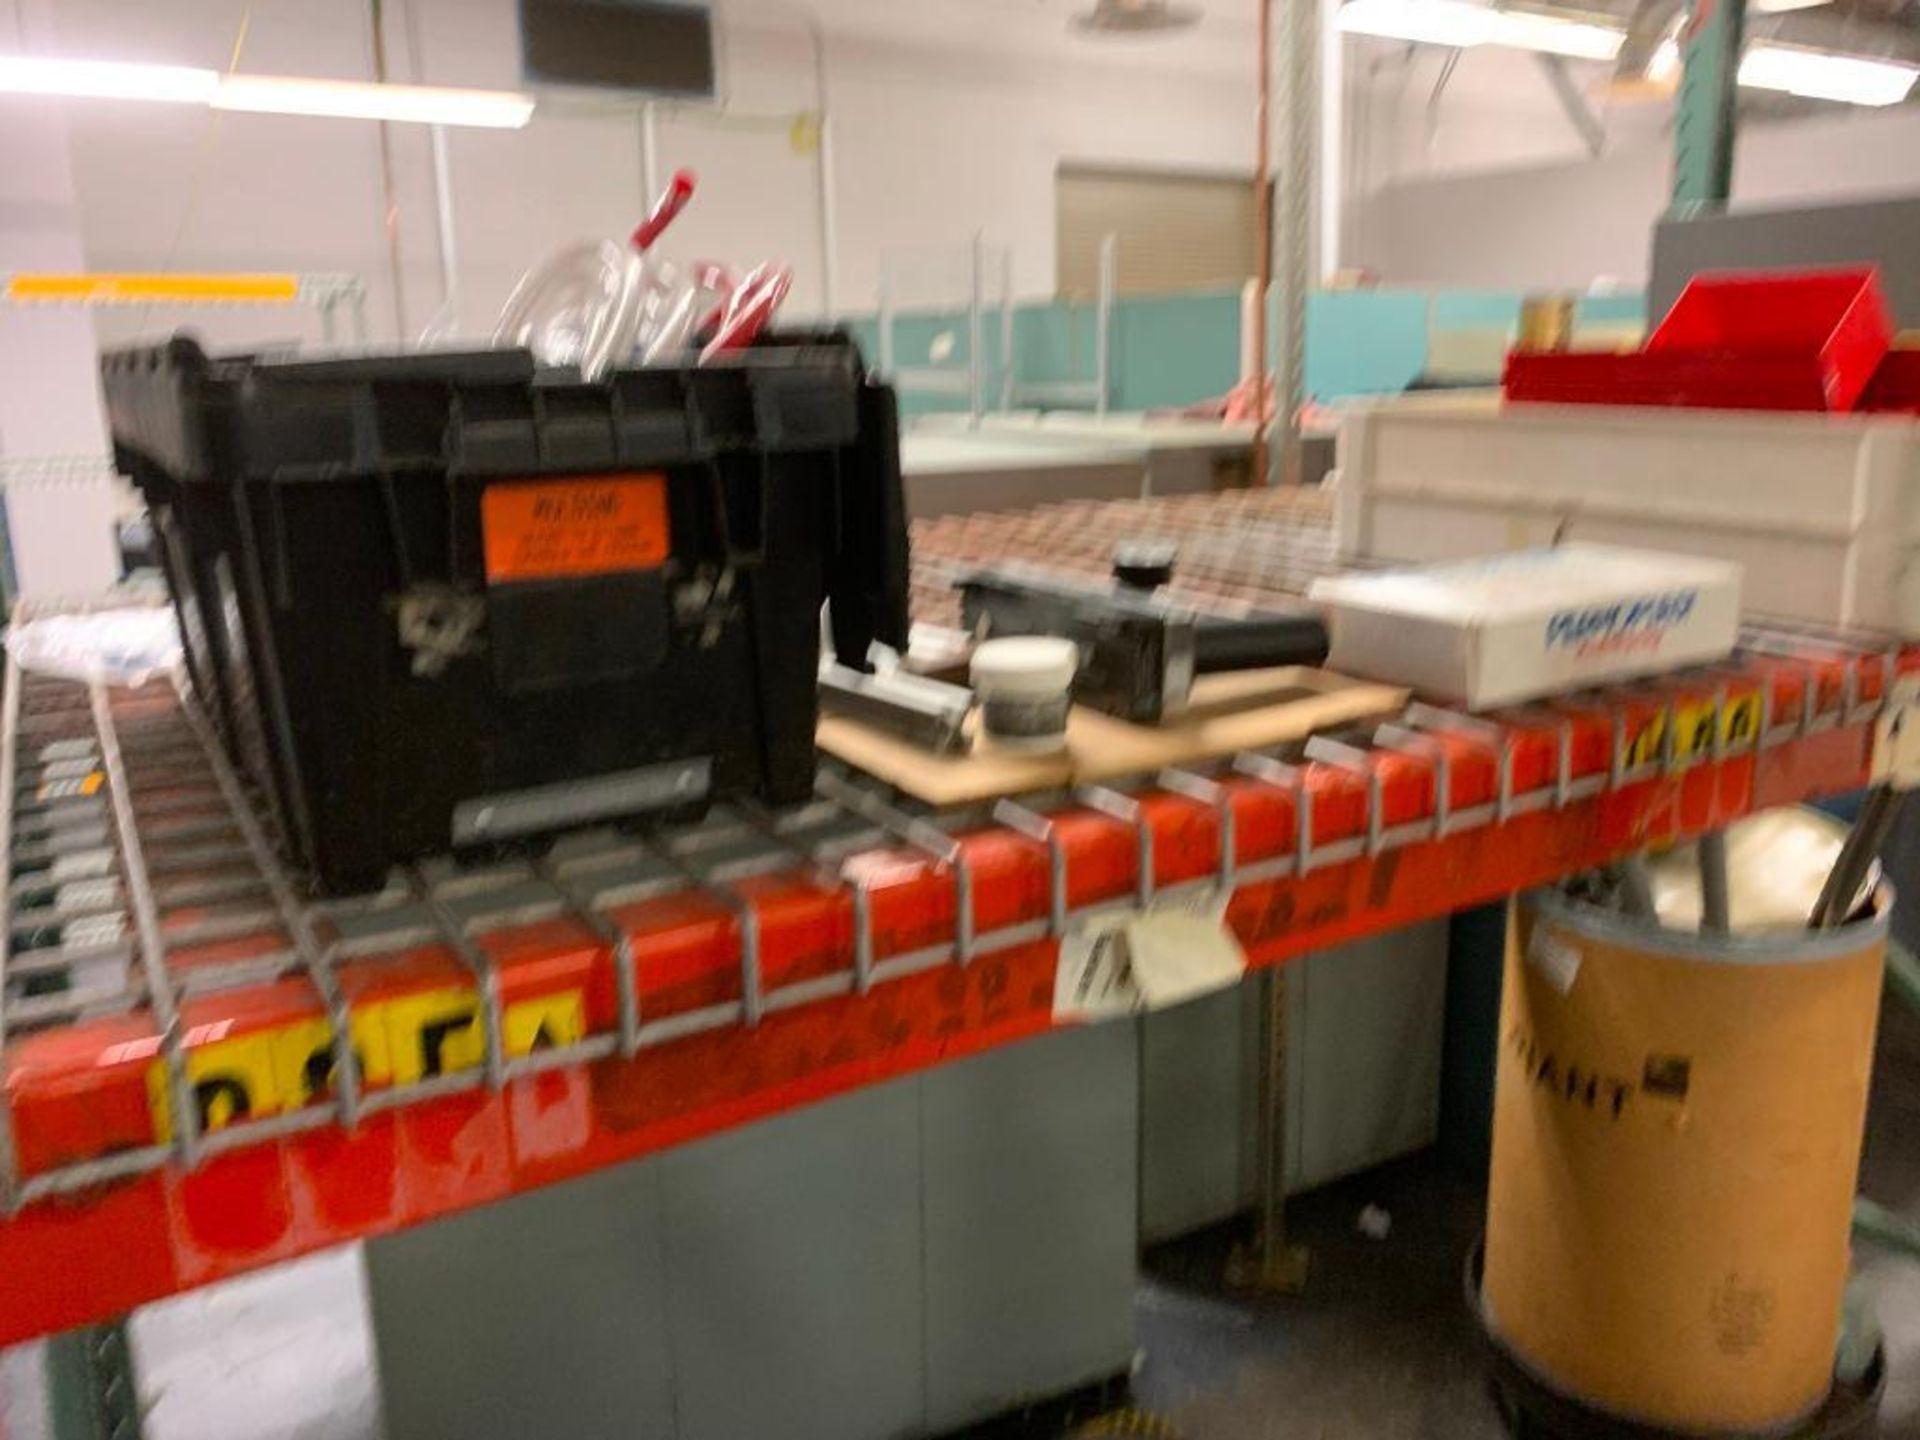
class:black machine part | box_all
[957,563,1328,725]
[818,661,973,754]
[1112,540,1179,592]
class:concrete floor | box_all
[1126,993,1920,1440]
[1136,995,1920,1440]
[5,997,1920,1440]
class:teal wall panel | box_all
[1578,292,1650,326]
[1304,291,1431,401]
[1110,291,1243,411]
[851,286,1646,412]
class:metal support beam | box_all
[1250,0,1273,487]
[1228,966,1310,1291]
[1536,54,1607,158]
[1269,0,1320,489]
[44,1320,143,1440]
[1319,0,1345,281]
[1670,0,1745,216]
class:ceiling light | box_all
[1339,8,1915,110]
[1647,39,1913,107]
[1739,44,1918,105]
[1337,0,1496,48]
[213,76,534,128]
[0,56,217,104]
[0,54,535,128]
[1483,9,1622,60]
[1337,0,1621,60]
[1647,38,1681,84]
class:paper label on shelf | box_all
[1128,888,1246,1010]
[1053,889,1247,1021]
[1053,909,1141,1022]
[62,912,126,951]
[34,771,103,803]
[49,849,113,883]
[1872,674,1920,790]
[55,876,120,914]
[481,473,670,584]
[1527,928,1583,995]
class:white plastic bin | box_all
[1333,393,1920,635]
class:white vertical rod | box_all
[429,123,460,336]
[968,230,985,429]
[878,257,894,377]
[1319,0,1344,278]
[640,101,661,208]
[1095,232,1116,417]
[1000,245,1016,412]
[808,18,839,320]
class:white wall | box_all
[39,0,1258,349]
[2,0,1267,594]
[0,0,123,596]
[23,0,1920,351]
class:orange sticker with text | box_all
[481,474,670,583]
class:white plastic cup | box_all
[971,637,1078,752]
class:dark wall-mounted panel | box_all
[1651,194,1920,325]
[519,0,717,100]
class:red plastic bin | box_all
[1859,349,1920,414]
[1504,349,1836,412]
[1504,266,1893,413]
[1645,266,1893,412]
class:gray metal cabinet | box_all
[922,1022,1138,1431]
[658,1085,927,1440]
[1138,920,1449,1243]
[366,1024,1139,1440]
[364,1155,680,1440]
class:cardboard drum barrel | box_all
[1483,886,1887,1434]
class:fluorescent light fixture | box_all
[1337,0,1496,47]
[1483,9,1622,60]
[1339,6,1915,109]
[0,55,217,103]
[1648,38,1682,84]
[213,76,534,128]
[1649,38,1913,106]
[0,54,535,128]
[1337,0,1620,60]
[1739,44,1918,106]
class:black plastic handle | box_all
[1192,612,1329,674]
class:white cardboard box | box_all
[1308,544,1742,709]
[1332,393,1920,636]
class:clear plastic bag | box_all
[493,170,795,376]
[7,608,182,687]
[493,240,650,381]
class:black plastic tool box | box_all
[104,334,909,896]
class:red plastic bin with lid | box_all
[1504,266,1893,413]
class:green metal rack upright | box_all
[1671,0,1747,216]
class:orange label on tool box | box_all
[481,474,670,583]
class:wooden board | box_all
[817,667,1409,808]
